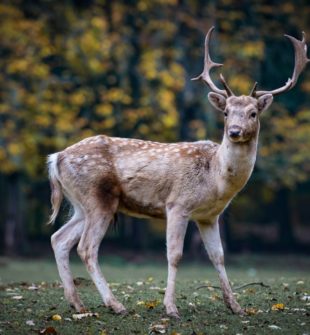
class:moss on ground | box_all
[0,259,309,335]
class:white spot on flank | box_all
[82,167,88,174]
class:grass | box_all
[0,255,309,334]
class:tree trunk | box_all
[276,188,295,250]
[4,173,25,256]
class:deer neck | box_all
[216,132,259,190]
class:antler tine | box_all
[250,82,258,97]
[220,73,234,96]
[192,26,233,97]
[255,31,310,97]
[285,32,310,85]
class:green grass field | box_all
[0,255,309,334]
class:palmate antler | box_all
[193,27,309,98]
[252,31,310,97]
[191,26,234,97]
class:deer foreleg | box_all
[197,218,244,315]
[164,205,189,318]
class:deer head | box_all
[192,27,309,143]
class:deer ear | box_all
[208,92,226,111]
[257,94,273,113]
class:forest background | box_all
[0,0,309,257]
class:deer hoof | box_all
[166,305,180,319]
[70,303,87,313]
[78,307,88,313]
[167,311,181,319]
[229,302,244,315]
[110,302,127,315]
[118,308,128,316]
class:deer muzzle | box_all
[228,126,243,141]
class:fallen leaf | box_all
[26,320,35,326]
[145,300,160,309]
[268,325,281,330]
[99,330,108,335]
[245,288,256,294]
[72,312,99,320]
[170,332,181,335]
[271,303,285,311]
[245,307,258,315]
[301,295,310,301]
[297,281,304,285]
[28,284,38,290]
[210,293,221,301]
[52,314,62,321]
[149,324,166,334]
[291,308,306,312]
[40,326,57,334]
[161,318,170,325]
[12,295,23,300]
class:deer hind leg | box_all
[77,199,126,314]
[51,204,85,312]
[164,205,189,318]
[196,218,244,315]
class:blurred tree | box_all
[0,0,309,254]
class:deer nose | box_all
[228,126,242,139]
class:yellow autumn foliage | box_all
[0,0,308,190]
[8,143,22,156]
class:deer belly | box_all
[118,193,166,219]
[117,173,171,219]
[191,198,231,222]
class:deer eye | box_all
[250,112,257,118]
[224,112,228,117]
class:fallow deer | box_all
[48,27,309,318]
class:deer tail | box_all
[47,153,63,225]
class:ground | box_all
[0,255,309,335]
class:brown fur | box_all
[96,175,121,211]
